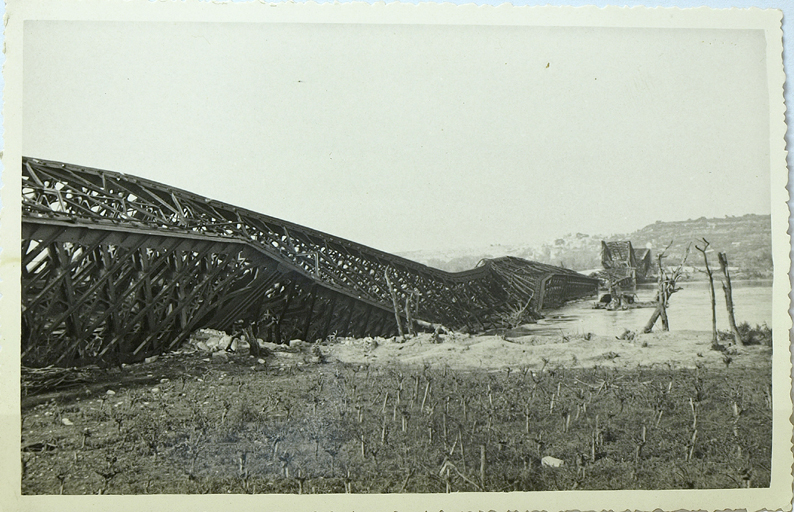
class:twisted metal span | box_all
[21,157,598,367]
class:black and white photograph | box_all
[1,1,791,511]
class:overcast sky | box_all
[22,21,770,253]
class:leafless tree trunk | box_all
[403,290,420,336]
[658,253,669,331]
[643,243,689,333]
[695,239,719,349]
[643,303,664,333]
[404,294,415,336]
[718,252,744,346]
[384,269,405,340]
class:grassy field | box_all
[21,339,772,494]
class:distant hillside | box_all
[399,214,773,277]
[624,214,772,277]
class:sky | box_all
[22,20,772,254]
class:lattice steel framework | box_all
[601,240,640,289]
[21,157,598,367]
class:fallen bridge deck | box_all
[21,157,598,367]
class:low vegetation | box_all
[22,347,772,494]
[734,322,773,346]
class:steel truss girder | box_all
[21,157,598,367]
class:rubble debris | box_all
[21,365,101,395]
[211,352,229,362]
[616,329,636,341]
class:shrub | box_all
[737,322,772,346]
[602,351,620,360]
[718,323,772,346]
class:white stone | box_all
[261,341,281,352]
[541,456,564,468]
[217,334,233,351]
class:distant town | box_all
[399,214,772,278]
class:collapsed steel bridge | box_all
[21,157,598,367]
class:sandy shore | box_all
[325,330,771,370]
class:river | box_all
[524,279,773,337]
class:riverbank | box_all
[22,329,771,409]
[326,330,771,371]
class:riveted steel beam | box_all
[21,157,598,367]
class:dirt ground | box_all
[325,330,771,372]
[20,326,773,494]
[22,328,769,410]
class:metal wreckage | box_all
[21,157,598,367]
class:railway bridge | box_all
[21,157,598,367]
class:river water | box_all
[524,280,773,337]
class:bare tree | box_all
[643,242,690,333]
[657,250,670,330]
[694,238,720,349]
[403,289,421,336]
[718,252,745,346]
[385,269,405,340]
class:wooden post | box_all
[695,239,719,348]
[479,444,486,490]
[634,425,646,463]
[460,430,466,473]
[718,252,744,346]
[384,269,405,340]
